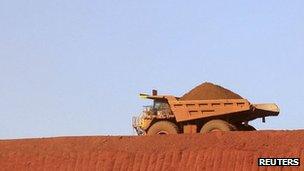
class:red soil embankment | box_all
[1,130,304,170]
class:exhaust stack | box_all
[152,89,158,96]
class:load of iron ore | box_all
[180,82,243,100]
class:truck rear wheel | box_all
[147,121,179,135]
[200,120,236,133]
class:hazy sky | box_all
[0,1,303,139]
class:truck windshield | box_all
[153,101,169,110]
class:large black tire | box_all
[237,124,256,131]
[147,121,179,135]
[200,120,236,133]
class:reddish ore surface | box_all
[180,82,243,100]
[0,130,303,170]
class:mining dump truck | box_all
[132,90,280,135]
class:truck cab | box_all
[132,91,176,135]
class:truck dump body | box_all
[169,98,251,122]
[166,96,279,122]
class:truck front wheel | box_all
[147,121,179,135]
[200,120,236,133]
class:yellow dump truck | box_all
[132,90,280,135]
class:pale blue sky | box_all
[0,1,303,139]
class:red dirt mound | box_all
[180,82,243,100]
[0,130,304,170]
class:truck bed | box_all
[167,98,279,122]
